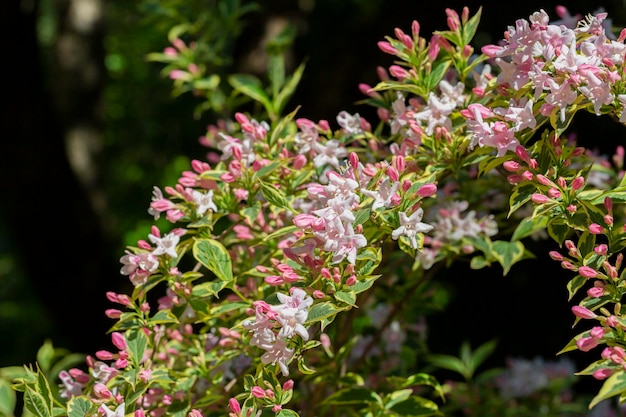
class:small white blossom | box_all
[391,208,433,249]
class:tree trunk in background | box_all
[0,0,115,358]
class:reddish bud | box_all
[502,161,520,172]
[531,193,551,204]
[417,183,437,198]
[578,266,598,279]
[571,176,585,190]
[548,251,564,261]
[572,305,597,319]
[589,223,604,234]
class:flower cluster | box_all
[14,4,626,417]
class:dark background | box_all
[2,0,625,390]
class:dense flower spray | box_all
[13,4,626,417]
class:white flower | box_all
[391,208,433,249]
[100,402,125,417]
[149,232,180,258]
[192,189,217,216]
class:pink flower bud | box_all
[105,309,122,319]
[293,214,317,228]
[111,332,127,351]
[229,398,241,414]
[571,176,585,190]
[417,183,437,198]
[590,326,605,339]
[346,275,357,286]
[94,383,112,399]
[535,174,552,186]
[576,336,599,352]
[312,290,325,299]
[587,287,604,298]
[605,214,614,226]
[386,166,399,182]
[548,188,561,199]
[593,368,613,380]
[578,266,598,279]
[349,152,360,171]
[548,251,563,261]
[389,65,409,79]
[293,154,307,170]
[283,379,294,391]
[95,350,114,361]
[502,161,520,172]
[595,244,608,256]
[251,386,266,398]
[572,305,597,319]
[605,197,613,213]
[589,223,604,234]
[531,193,551,204]
[378,41,397,55]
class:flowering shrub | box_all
[12,4,626,417]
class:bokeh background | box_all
[3,0,626,399]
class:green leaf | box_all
[470,255,491,270]
[547,219,571,246]
[511,216,548,241]
[23,390,50,417]
[322,387,383,407]
[67,397,94,417]
[258,180,291,211]
[126,328,148,368]
[334,290,356,307]
[425,61,451,91]
[297,356,316,375]
[388,396,441,416]
[193,238,233,282]
[356,247,382,276]
[35,341,55,372]
[149,309,179,325]
[306,302,340,327]
[276,410,300,417]
[427,354,467,378]
[477,154,508,177]
[241,202,261,226]
[567,275,587,301]
[274,63,306,117]
[192,281,228,299]
[262,225,298,243]
[35,368,52,412]
[0,378,15,416]
[351,274,380,295]
[252,159,289,180]
[209,301,249,316]
[491,240,526,275]
[384,389,412,410]
[228,74,272,113]
[462,6,483,45]
[508,183,534,217]
[589,370,626,409]
[469,340,498,372]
